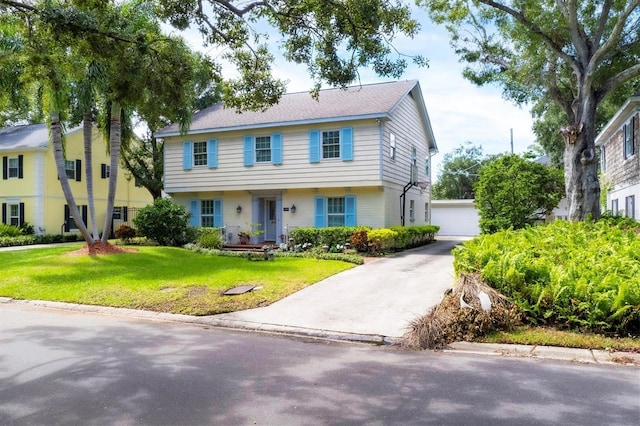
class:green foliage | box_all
[0,224,22,238]
[154,0,423,109]
[133,198,193,246]
[475,154,565,233]
[420,0,640,220]
[367,229,398,254]
[453,219,640,336]
[196,227,223,249]
[432,142,488,199]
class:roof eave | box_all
[155,113,390,138]
[595,96,640,146]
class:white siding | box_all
[164,120,383,193]
[382,94,432,187]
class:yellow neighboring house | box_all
[0,123,152,236]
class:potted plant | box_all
[238,230,251,244]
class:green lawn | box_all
[0,244,354,315]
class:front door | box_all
[265,199,277,241]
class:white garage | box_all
[431,199,480,236]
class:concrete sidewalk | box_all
[216,237,467,339]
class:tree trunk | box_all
[83,110,100,241]
[101,102,121,243]
[563,98,601,221]
[51,111,94,243]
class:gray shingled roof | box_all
[0,123,49,150]
[156,80,423,137]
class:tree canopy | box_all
[475,154,565,234]
[432,142,488,200]
[420,0,640,221]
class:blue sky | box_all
[168,7,536,180]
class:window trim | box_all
[623,117,635,159]
[322,130,341,160]
[389,133,396,160]
[255,135,272,163]
[625,195,635,219]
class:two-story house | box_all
[0,123,153,235]
[156,80,438,243]
[596,94,640,220]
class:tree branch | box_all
[596,63,640,104]
[478,0,580,76]
[212,0,268,17]
[593,0,613,47]
[589,0,640,71]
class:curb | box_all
[4,298,639,367]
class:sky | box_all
[166,6,536,180]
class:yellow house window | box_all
[8,157,19,178]
[9,204,20,226]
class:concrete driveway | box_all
[217,237,469,339]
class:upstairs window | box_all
[2,155,23,180]
[255,136,272,162]
[64,159,81,181]
[389,133,396,160]
[183,139,218,170]
[309,128,352,162]
[244,134,282,166]
[8,157,18,178]
[624,117,635,159]
[193,141,208,166]
[322,131,341,159]
[101,164,110,179]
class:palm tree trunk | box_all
[101,102,121,243]
[51,111,93,243]
[83,110,100,240]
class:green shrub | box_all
[317,226,357,248]
[133,198,194,246]
[197,227,224,249]
[289,227,320,246]
[453,219,640,336]
[367,228,398,254]
[0,224,22,238]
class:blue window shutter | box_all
[183,141,193,170]
[213,199,223,227]
[272,133,283,165]
[189,200,199,227]
[345,195,356,226]
[207,139,218,168]
[243,136,254,166]
[341,127,353,161]
[314,196,326,228]
[309,130,320,163]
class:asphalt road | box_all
[1,303,638,426]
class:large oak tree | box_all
[420,0,640,221]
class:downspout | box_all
[377,118,384,180]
